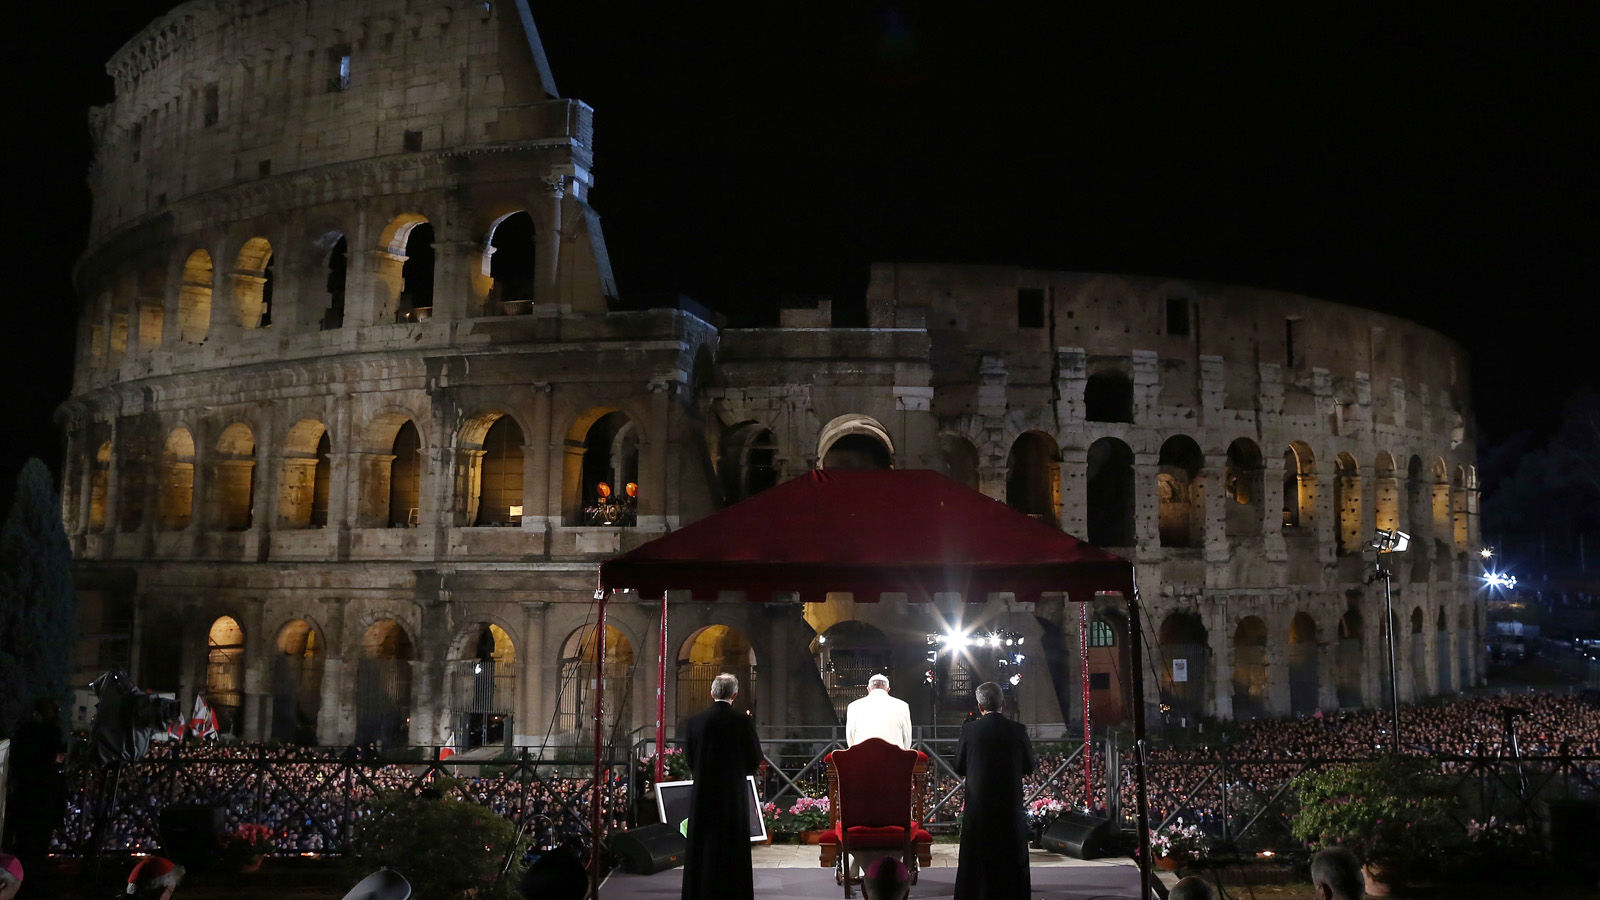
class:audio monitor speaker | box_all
[607,823,687,875]
[1040,811,1112,859]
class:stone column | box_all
[1134,451,1160,551]
[1262,445,1288,562]
[1203,453,1230,564]
[1264,608,1290,716]
[637,380,673,529]
[520,602,549,748]
[525,384,553,529]
[1209,601,1234,721]
[1316,631,1338,711]
[1058,447,1088,537]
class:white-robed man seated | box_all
[845,673,913,749]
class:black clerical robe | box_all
[681,700,763,900]
[952,710,1035,900]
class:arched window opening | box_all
[272,619,322,744]
[1232,616,1269,720]
[475,416,526,526]
[719,423,780,503]
[1336,604,1363,708]
[356,619,414,748]
[822,434,892,470]
[454,623,515,750]
[1335,452,1362,555]
[278,420,330,529]
[1451,466,1470,551]
[1282,442,1316,530]
[231,237,274,329]
[215,424,256,531]
[321,233,347,330]
[1431,458,1451,536]
[1086,437,1136,547]
[486,211,537,313]
[813,620,890,723]
[399,222,435,319]
[940,434,980,490]
[1084,371,1134,423]
[1374,453,1400,535]
[178,249,213,342]
[1158,612,1209,724]
[159,428,195,531]
[388,421,422,527]
[90,442,111,532]
[1405,455,1426,535]
[1006,431,1060,527]
[1409,606,1426,699]
[1089,620,1116,647]
[205,616,245,736]
[1288,612,1319,716]
[1225,438,1264,538]
[1157,435,1205,548]
[557,625,634,751]
[580,411,637,525]
[678,625,757,718]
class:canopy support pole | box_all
[1079,601,1092,807]
[589,587,610,900]
[1125,580,1153,900]
[655,592,668,784]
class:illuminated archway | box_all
[272,619,322,744]
[1231,617,1269,719]
[355,619,414,747]
[205,616,245,736]
[677,625,757,718]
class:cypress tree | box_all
[0,458,77,738]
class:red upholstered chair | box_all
[816,738,932,897]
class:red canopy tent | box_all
[590,469,1154,898]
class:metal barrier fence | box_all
[50,737,1600,859]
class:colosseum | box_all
[60,0,1485,752]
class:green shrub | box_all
[1289,757,1456,877]
[350,778,525,898]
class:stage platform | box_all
[600,844,1172,899]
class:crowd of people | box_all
[32,690,1600,860]
[48,742,630,857]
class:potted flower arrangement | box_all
[1290,758,1455,897]
[639,747,690,783]
[221,822,275,873]
[761,802,785,842]
[788,796,832,843]
[1027,798,1066,848]
[1149,818,1210,870]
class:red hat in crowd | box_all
[127,856,183,896]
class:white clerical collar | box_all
[714,699,733,705]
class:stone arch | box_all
[1451,465,1470,551]
[387,420,423,527]
[1374,452,1400,534]
[178,249,213,342]
[1157,435,1205,548]
[567,408,639,525]
[315,229,348,329]
[1232,616,1269,719]
[1224,438,1264,538]
[1084,370,1134,423]
[376,213,433,322]
[355,618,415,748]
[1086,437,1136,547]
[677,625,758,718]
[939,432,980,490]
[719,421,780,503]
[215,423,257,530]
[231,236,274,328]
[451,622,517,750]
[1335,452,1362,555]
[818,414,894,469]
[159,427,195,531]
[1336,602,1363,707]
[467,414,525,527]
[279,418,331,529]
[813,619,892,723]
[1282,441,1317,529]
[483,210,538,312]
[556,624,635,749]
[1006,431,1060,527]
[271,618,323,744]
[1288,612,1319,716]
[1435,607,1453,693]
[90,441,112,532]
[1157,611,1210,722]
[205,615,246,735]
[1430,457,1451,536]
[1409,606,1426,698]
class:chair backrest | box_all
[832,737,918,829]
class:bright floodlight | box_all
[1479,547,1494,559]
[1008,673,1022,686]
[988,634,1001,647]
[1484,571,1518,590]
[1370,529,1411,553]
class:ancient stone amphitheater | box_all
[60,0,1483,751]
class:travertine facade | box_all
[61,0,1483,750]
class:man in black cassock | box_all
[953,681,1035,900]
[681,672,763,900]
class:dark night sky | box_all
[3,4,1596,509]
